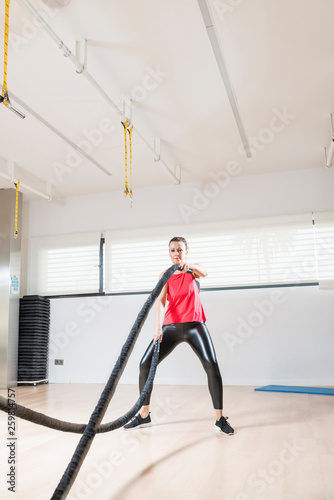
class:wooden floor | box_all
[0,384,334,500]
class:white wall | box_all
[28,167,334,237]
[48,285,334,386]
[25,166,334,386]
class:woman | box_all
[124,236,234,435]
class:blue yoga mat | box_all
[254,385,334,396]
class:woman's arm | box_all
[153,272,168,344]
[181,263,208,279]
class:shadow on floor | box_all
[109,433,219,500]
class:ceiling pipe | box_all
[18,0,180,185]
[10,92,111,177]
[197,0,252,159]
[0,169,51,201]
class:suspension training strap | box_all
[1,0,10,104]
[122,119,134,203]
[128,124,133,200]
[122,119,129,195]
[0,2,25,118]
[14,180,20,238]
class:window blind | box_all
[313,210,334,287]
[104,213,317,292]
[29,211,333,296]
[29,232,101,295]
[104,235,170,292]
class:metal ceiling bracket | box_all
[75,39,87,74]
[329,113,334,136]
[324,113,334,168]
[0,160,52,200]
[1,89,26,119]
[46,182,52,200]
[122,98,132,127]
[153,138,161,162]
[174,164,181,181]
[7,160,15,182]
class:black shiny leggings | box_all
[139,321,223,409]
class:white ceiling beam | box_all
[0,161,51,200]
[197,0,252,158]
[10,92,112,177]
[18,0,181,185]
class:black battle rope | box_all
[0,339,160,434]
[0,266,178,435]
[50,264,179,500]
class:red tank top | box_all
[163,272,206,325]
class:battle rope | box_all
[50,263,178,499]
[0,265,178,498]
[0,270,177,436]
[0,266,179,431]
[0,341,159,434]
[14,179,20,238]
[50,341,160,499]
[0,266,178,497]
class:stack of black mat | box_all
[18,296,50,385]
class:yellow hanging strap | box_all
[0,1,25,118]
[14,180,20,238]
[122,119,129,196]
[128,124,133,199]
[1,0,10,105]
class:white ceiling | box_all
[0,0,333,201]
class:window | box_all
[105,238,171,293]
[29,233,101,295]
[104,212,323,292]
[29,211,334,295]
[313,211,334,286]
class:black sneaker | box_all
[215,416,234,435]
[123,413,152,430]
